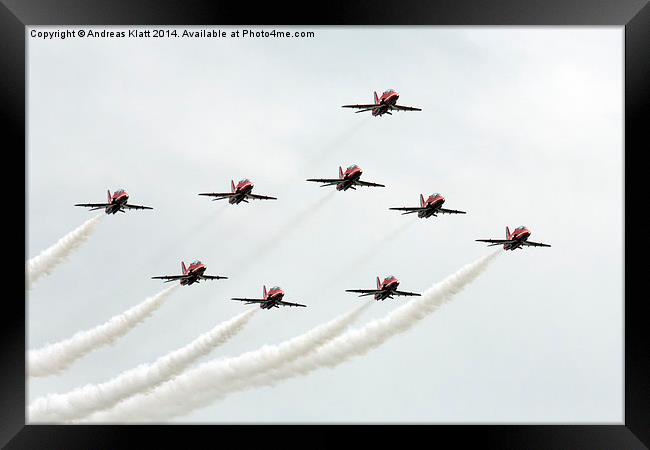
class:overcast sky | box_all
[27,26,623,423]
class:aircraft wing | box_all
[199,275,228,280]
[389,206,424,215]
[276,300,307,308]
[392,290,422,297]
[198,192,235,199]
[306,178,342,183]
[522,240,552,248]
[390,104,422,111]
[341,104,377,109]
[306,178,343,187]
[230,297,265,304]
[475,239,515,247]
[151,275,186,282]
[437,208,466,215]
[246,193,278,200]
[346,289,383,297]
[75,203,110,210]
[354,180,386,188]
[123,204,154,210]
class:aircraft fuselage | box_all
[230,181,254,204]
[373,92,399,117]
[260,289,284,309]
[337,167,363,191]
[181,264,206,285]
[418,195,446,218]
[106,193,129,214]
[504,228,531,250]
[375,279,400,300]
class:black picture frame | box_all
[4,0,647,447]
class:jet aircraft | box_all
[75,189,153,214]
[476,226,551,250]
[342,89,422,116]
[346,275,421,301]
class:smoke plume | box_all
[28,286,178,377]
[27,215,103,286]
[80,301,371,422]
[29,308,256,421]
[81,252,498,422]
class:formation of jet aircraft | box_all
[73,88,551,313]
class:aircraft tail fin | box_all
[107,189,112,202]
[374,91,379,104]
[506,226,511,239]
[263,285,267,298]
[377,276,381,289]
[231,180,235,193]
[420,194,425,207]
[339,166,344,179]
[181,261,187,274]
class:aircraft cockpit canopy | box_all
[270,286,281,291]
[515,226,526,231]
[347,165,359,171]
[239,178,251,184]
[383,89,396,95]
[191,260,202,265]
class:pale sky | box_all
[27,26,623,423]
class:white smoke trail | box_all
[28,286,178,378]
[29,308,256,422]
[80,301,371,422]
[27,215,103,286]
[161,251,500,413]
[84,252,498,421]
[239,251,501,390]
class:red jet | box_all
[231,285,307,309]
[476,226,551,250]
[390,193,466,219]
[199,178,277,205]
[152,260,228,285]
[306,165,385,191]
[342,89,422,117]
[346,275,421,301]
[75,189,153,214]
